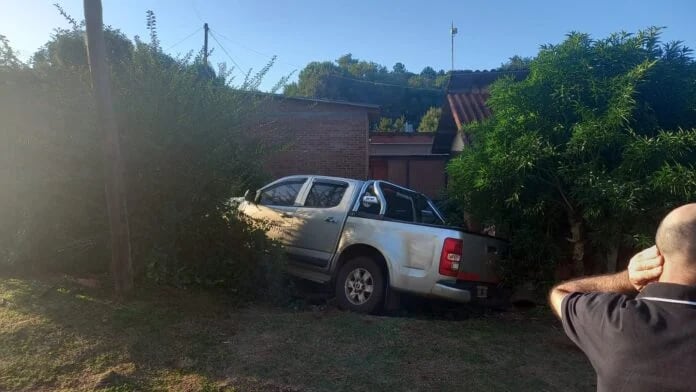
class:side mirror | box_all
[244,189,256,203]
[361,195,379,207]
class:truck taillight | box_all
[439,238,463,277]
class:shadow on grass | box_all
[0,274,594,392]
[289,278,510,321]
[0,275,248,391]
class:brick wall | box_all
[252,98,373,181]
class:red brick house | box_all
[254,71,528,199]
[253,94,449,198]
[255,95,379,180]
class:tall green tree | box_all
[374,115,407,132]
[284,54,447,123]
[498,55,532,71]
[420,66,437,79]
[0,34,21,68]
[417,107,442,132]
[392,62,407,73]
[447,28,696,282]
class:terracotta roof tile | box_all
[447,90,491,129]
[432,70,528,153]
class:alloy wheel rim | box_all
[344,268,374,305]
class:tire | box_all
[335,256,385,314]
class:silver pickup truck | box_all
[238,175,509,313]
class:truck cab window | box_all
[415,194,444,225]
[304,182,348,208]
[381,184,415,222]
[259,180,306,206]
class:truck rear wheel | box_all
[335,257,385,314]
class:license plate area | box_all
[476,285,488,298]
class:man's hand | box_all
[549,245,663,319]
[627,246,663,291]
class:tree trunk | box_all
[606,244,619,273]
[569,218,585,276]
[464,212,481,232]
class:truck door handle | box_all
[324,217,337,223]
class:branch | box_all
[554,176,575,215]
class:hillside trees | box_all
[284,54,448,125]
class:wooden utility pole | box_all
[450,22,458,72]
[83,0,133,294]
[203,23,209,64]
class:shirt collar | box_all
[637,282,696,303]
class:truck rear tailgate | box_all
[456,232,509,284]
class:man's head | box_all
[656,203,696,283]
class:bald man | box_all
[549,203,696,392]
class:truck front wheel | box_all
[335,257,385,314]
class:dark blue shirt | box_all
[563,282,696,392]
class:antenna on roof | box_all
[451,21,458,72]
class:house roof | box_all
[446,70,528,93]
[445,90,491,129]
[247,91,381,111]
[432,70,528,153]
[278,94,381,110]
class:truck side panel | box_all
[336,216,459,294]
[290,179,361,268]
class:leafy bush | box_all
[0,14,286,299]
[447,28,696,283]
[417,107,441,132]
[145,208,287,301]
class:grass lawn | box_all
[0,275,595,391]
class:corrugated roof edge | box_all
[247,91,381,110]
[446,69,529,92]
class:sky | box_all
[2,0,695,91]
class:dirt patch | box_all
[93,368,135,390]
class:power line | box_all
[211,29,273,58]
[211,28,443,92]
[210,28,301,71]
[190,0,204,23]
[208,30,246,77]
[165,26,203,51]
[208,28,444,93]
[326,73,445,92]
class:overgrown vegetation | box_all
[371,107,441,133]
[374,115,408,132]
[0,11,285,298]
[447,28,696,284]
[417,107,442,132]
